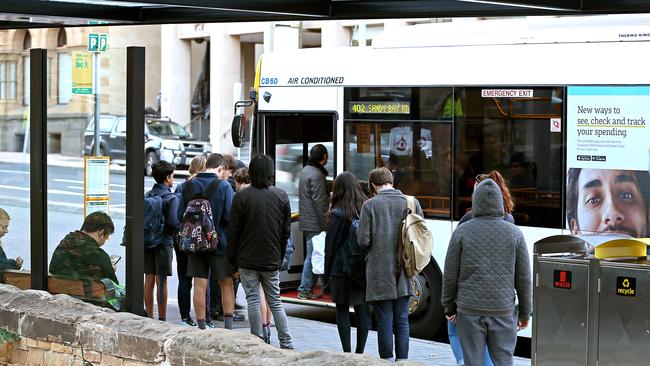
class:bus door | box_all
[261,112,336,293]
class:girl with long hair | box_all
[324,172,370,353]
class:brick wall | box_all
[0,284,418,365]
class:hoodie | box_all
[441,179,532,320]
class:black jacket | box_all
[324,211,350,278]
[0,245,19,271]
[227,185,291,271]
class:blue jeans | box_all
[448,319,494,366]
[298,231,318,292]
[373,296,410,360]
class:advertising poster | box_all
[84,156,110,216]
[566,86,650,238]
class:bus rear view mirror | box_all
[231,114,246,148]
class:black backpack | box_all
[332,208,366,287]
[143,191,173,249]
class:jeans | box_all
[174,247,192,319]
[448,319,494,366]
[456,314,517,366]
[297,231,318,292]
[240,268,293,349]
[373,296,410,360]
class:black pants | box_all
[335,302,370,353]
[174,247,193,319]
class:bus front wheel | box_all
[408,260,445,340]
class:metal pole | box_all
[124,46,145,315]
[29,49,48,291]
[93,51,101,156]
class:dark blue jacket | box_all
[147,183,179,247]
[178,173,234,255]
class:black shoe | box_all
[233,312,246,322]
[181,317,197,327]
[205,321,216,328]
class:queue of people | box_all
[0,142,533,363]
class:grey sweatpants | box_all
[456,313,517,366]
[240,268,293,349]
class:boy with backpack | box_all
[144,161,179,321]
[357,167,425,362]
[178,153,235,330]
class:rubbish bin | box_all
[594,238,650,366]
[532,235,593,366]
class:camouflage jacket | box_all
[49,231,118,284]
[0,244,19,271]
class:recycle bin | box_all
[593,237,650,366]
[532,235,593,366]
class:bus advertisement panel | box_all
[566,86,650,238]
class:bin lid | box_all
[534,235,590,255]
[534,233,636,255]
[594,237,650,259]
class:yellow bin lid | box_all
[594,238,650,259]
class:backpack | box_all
[333,209,366,286]
[400,195,434,277]
[143,191,173,249]
[177,180,220,253]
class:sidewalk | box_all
[162,299,531,366]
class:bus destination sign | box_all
[350,101,410,114]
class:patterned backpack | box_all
[177,180,220,253]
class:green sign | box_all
[88,33,108,52]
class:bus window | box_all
[453,87,564,228]
[344,121,452,218]
[344,87,453,219]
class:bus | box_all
[232,14,650,340]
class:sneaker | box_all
[280,344,294,350]
[297,290,322,300]
[205,321,216,328]
[233,313,246,322]
[181,317,197,327]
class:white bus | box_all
[232,14,650,341]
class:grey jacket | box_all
[357,188,422,302]
[298,164,329,232]
[441,179,532,320]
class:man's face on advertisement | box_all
[571,169,649,237]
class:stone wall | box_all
[0,284,420,365]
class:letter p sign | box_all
[88,33,99,52]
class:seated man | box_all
[50,211,118,284]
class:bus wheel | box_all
[408,260,444,340]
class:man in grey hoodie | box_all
[442,178,531,366]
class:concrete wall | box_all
[0,284,419,366]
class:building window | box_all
[58,53,72,104]
[23,56,29,106]
[0,63,6,100]
[57,28,67,48]
[9,63,16,99]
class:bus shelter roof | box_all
[2,0,650,29]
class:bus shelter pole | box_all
[124,46,145,315]
[29,49,48,291]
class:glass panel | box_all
[453,86,564,228]
[344,121,452,218]
[276,143,303,212]
[344,87,453,218]
[0,48,30,286]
